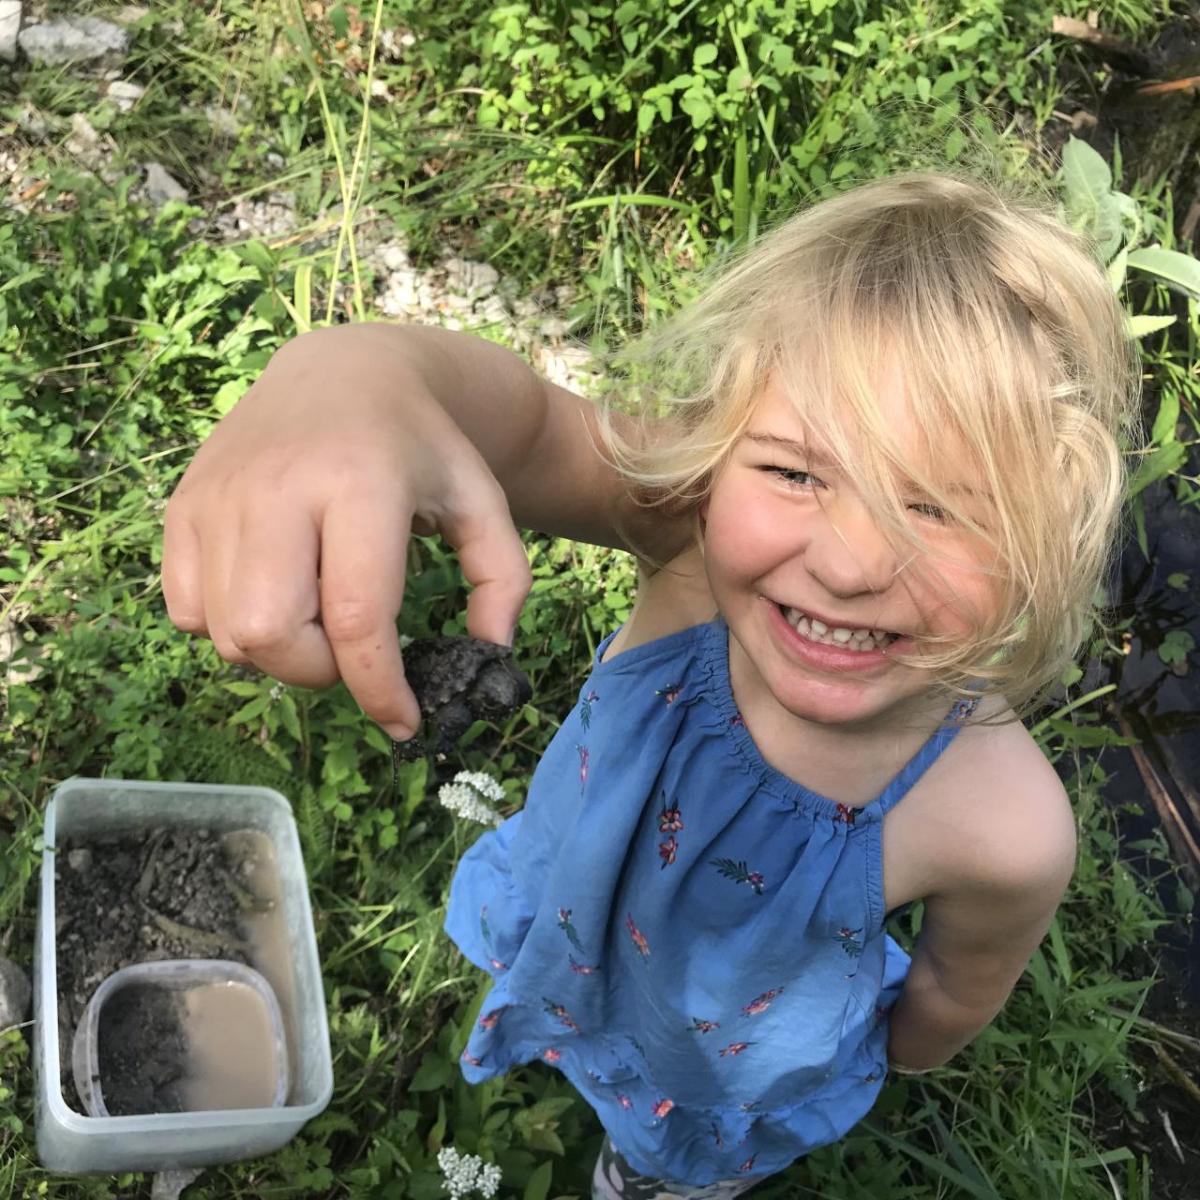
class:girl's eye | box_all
[766,466,823,489]
[908,501,950,522]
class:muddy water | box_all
[221,829,300,1094]
[179,981,280,1110]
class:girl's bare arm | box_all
[886,765,1076,1071]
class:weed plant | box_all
[0,1,1195,1196]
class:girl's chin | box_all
[768,674,901,728]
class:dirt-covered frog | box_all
[391,635,532,764]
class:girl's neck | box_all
[726,636,955,807]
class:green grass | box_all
[1,0,1196,1196]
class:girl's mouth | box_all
[779,604,899,653]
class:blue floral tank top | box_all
[443,617,970,1186]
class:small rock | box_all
[142,162,187,206]
[114,5,151,22]
[0,956,31,1033]
[476,294,511,328]
[106,80,144,112]
[67,848,92,873]
[18,15,128,66]
[444,256,499,302]
[539,315,571,339]
[14,103,46,138]
[65,112,105,169]
[0,2,21,64]
[202,104,240,139]
[379,240,410,271]
[150,1168,204,1200]
[376,266,424,317]
[538,344,598,394]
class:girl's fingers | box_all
[224,504,340,690]
[449,500,532,649]
[318,493,420,738]
[200,504,251,666]
[161,500,208,635]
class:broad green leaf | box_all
[1157,629,1194,666]
[1061,136,1112,211]
[1107,247,1127,291]
[1127,246,1200,298]
[408,1052,452,1092]
[1149,390,1180,444]
[212,377,250,415]
[1127,313,1175,338]
[1127,440,1187,497]
[693,42,718,67]
[523,1162,552,1200]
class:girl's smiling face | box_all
[700,368,1001,731]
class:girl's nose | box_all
[804,494,902,599]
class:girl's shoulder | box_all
[599,544,716,665]
[926,712,1075,889]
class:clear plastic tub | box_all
[71,959,290,1118]
[35,778,333,1174]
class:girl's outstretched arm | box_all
[162,324,684,738]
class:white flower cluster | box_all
[437,770,506,826]
[437,1146,503,1199]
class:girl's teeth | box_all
[782,606,892,651]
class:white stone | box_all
[0,2,21,63]
[149,1168,204,1200]
[202,105,240,138]
[18,15,128,65]
[539,315,571,339]
[476,295,510,327]
[376,266,423,316]
[65,113,114,174]
[444,256,499,301]
[538,344,597,393]
[14,103,47,137]
[0,956,30,1032]
[379,240,410,271]
[106,80,144,112]
[143,162,187,206]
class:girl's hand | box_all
[161,330,531,740]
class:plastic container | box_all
[35,778,333,1174]
[71,959,290,1118]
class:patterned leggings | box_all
[590,1136,765,1200]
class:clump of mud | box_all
[54,828,263,1112]
[393,635,532,763]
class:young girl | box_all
[163,171,1139,1196]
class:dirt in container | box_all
[55,826,293,1114]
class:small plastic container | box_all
[71,959,290,1118]
[35,778,334,1174]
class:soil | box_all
[392,635,532,764]
[95,983,188,1115]
[1047,4,1200,212]
[55,827,263,1113]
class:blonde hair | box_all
[594,170,1142,714]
